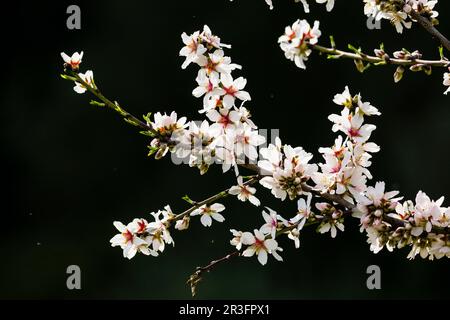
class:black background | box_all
[2,0,450,299]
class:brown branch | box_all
[310,44,449,68]
[187,251,240,296]
[410,10,450,52]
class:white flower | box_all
[180,31,207,69]
[259,144,318,200]
[191,203,225,227]
[389,11,412,34]
[61,51,83,70]
[177,120,220,174]
[207,107,241,132]
[233,123,266,160]
[175,216,190,231]
[317,219,344,238]
[443,71,450,95]
[73,70,94,94]
[146,207,174,252]
[192,69,221,105]
[110,221,152,259]
[333,86,353,107]
[315,203,345,238]
[258,137,283,175]
[230,229,255,250]
[242,229,283,265]
[290,193,312,230]
[412,191,444,236]
[199,49,242,78]
[260,207,286,239]
[278,19,321,69]
[329,109,376,144]
[235,106,257,129]
[362,181,401,208]
[216,73,251,108]
[149,111,187,159]
[229,176,261,206]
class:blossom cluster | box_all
[257,0,439,35]
[258,137,318,201]
[230,208,285,265]
[146,25,266,176]
[110,206,175,259]
[61,24,450,265]
[109,201,230,259]
[278,19,321,69]
[312,86,381,205]
[364,0,439,33]
[355,183,450,259]
[61,51,96,94]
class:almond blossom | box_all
[61,51,83,70]
[278,19,321,69]
[242,229,283,265]
[180,31,207,69]
[73,70,94,94]
[61,22,450,288]
[260,207,287,239]
[191,203,226,227]
[110,221,156,259]
[290,193,313,230]
[216,73,251,108]
[229,176,261,206]
[259,142,318,201]
[230,229,255,250]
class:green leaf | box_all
[89,100,106,107]
[124,117,140,127]
[329,35,336,49]
[182,195,196,205]
[438,46,444,60]
[143,112,152,124]
[327,54,342,60]
[147,146,158,157]
[139,130,155,137]
[60,74,77,81]
[348,44,361,54]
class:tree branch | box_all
[187,251,240,297]
[410,10,450,52]
[310,44,449,68]
[170,177,259,224]
[64,70,156,133]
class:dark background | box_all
[2,0,450,299]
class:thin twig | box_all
[66,70,156,133]
[187,251,240,296]
[170,177,259,223]
[310,44,449,67]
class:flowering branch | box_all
[60,11,450,297]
